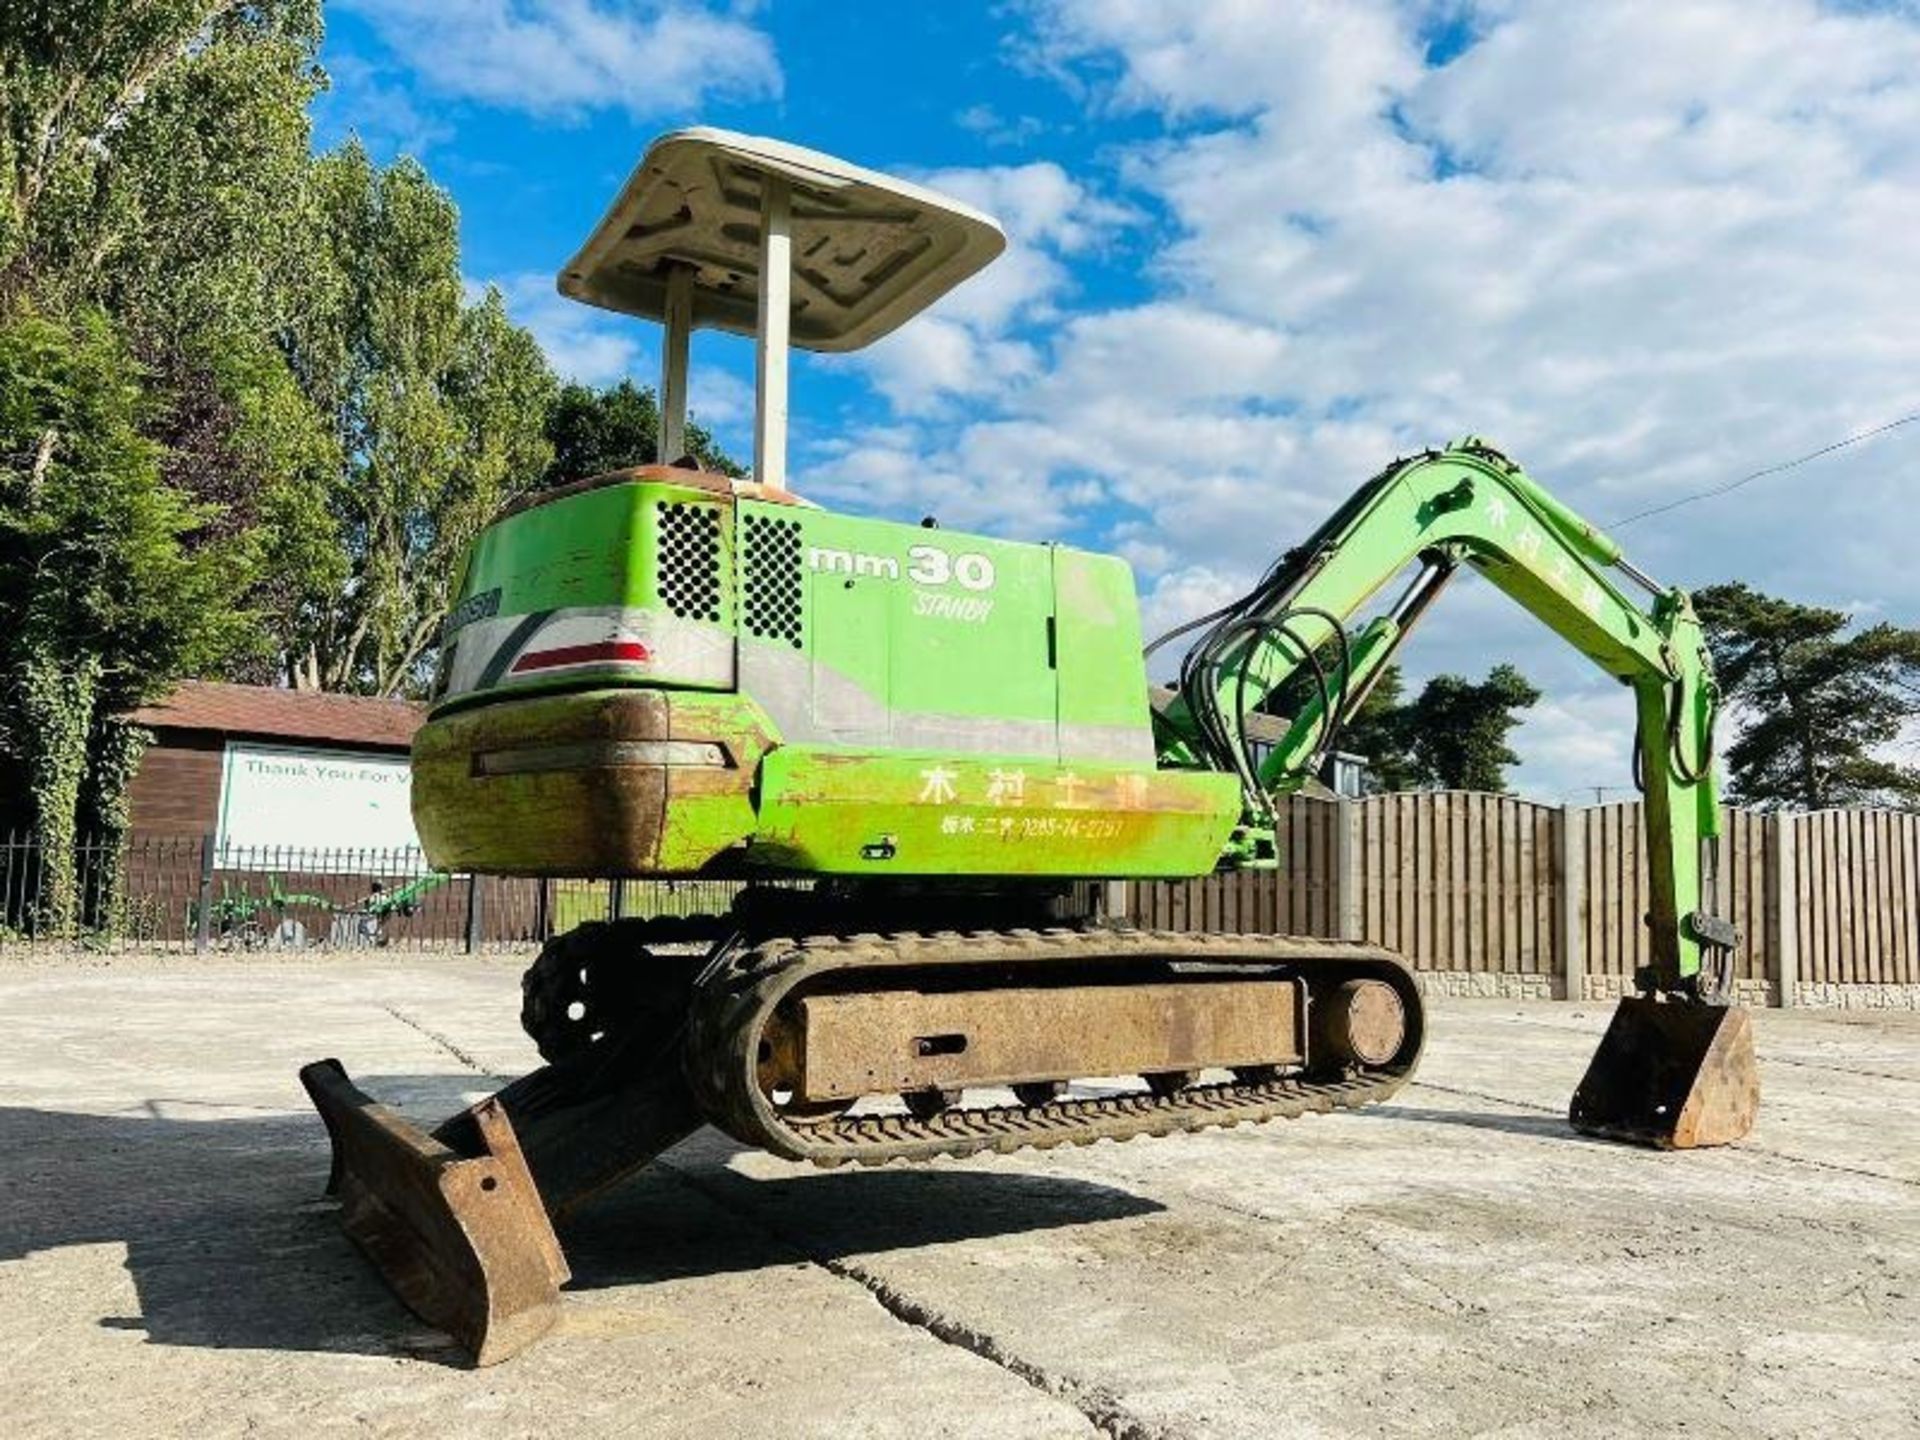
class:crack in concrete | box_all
[820,1254,1181,1440]
[1743,1054,1920,1085]
[1485,1012,1920,1084]
[655,1156,1180,1440]
[1411,1079,1920,1190]
[378,1003,509,1083]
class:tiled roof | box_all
[124,680,424,749]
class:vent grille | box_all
[742,513,804,649]
[656,502,722,622]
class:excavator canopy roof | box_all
[558,128,1006,353]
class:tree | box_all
[543,378,742,485]
[2,0,337,687]
[2,2,323,335]
[1275,655,1538,792]
[1694,582,1920,809]
[1336,663,1421,792]
[1401,663,1541,792]
[0,2,327,926]
[280,143,556,696]
[0,308,255,927]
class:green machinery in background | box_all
[301,129,1759,1365]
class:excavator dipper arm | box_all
[1152,438,1756,1147]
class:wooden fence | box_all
[1128,794,1920,1002]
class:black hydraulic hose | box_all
[1232,619,1330,813]
[1665,682,1717,787]
[1202,606,1353,805]
[1263,605,1355,776]
[1630,683,1717,793]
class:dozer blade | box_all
[1568,996,1759,1149]
[299,1059,569,1366]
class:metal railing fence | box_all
[0,831,762,953]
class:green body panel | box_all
[419,474,1214,880]
[751,746,1239,877]
[435,477,738,706]
[464,482,656,613]
[780,502,1057,734]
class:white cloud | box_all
[317,54,453,158]
[489,273,649,385]
[830,0,1920,799]
[336,0,781,120]
[687,364,754,429]
[844,161,1132,415]
[485,274,755,457]
[1510,686,1641,802]
[955,103,1048,148]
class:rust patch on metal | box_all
[1311,978,1406,1067]
[783,979,1303,1100]
[1569,997,1759,1149]
[688,930,1427,1167]
[299,1059,569,1366]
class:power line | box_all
[1609,409,1920,529]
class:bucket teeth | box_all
[1569,996,1759,1149]
[299,1059,570,1366]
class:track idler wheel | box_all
[1311,978,1406,1068]
[1144,1070,1198,1097]
[1013,1080,1066,1105]
[1569,995,1759,1148]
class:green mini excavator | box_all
[300,129,1759,1364]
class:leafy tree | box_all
[544,378,742,484]
[1694,582,1920,809]
[1,2,323,332]
[0,2,329,925]
[2,0,336,690]
[1401,663,1541,792]
[1276,654,1538,792]
[281,143,556,696]
[1336,663,1421,792]
[0,308,254,927]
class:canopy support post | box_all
[753,175,792,492]
[659,264,693,465]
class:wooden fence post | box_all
[1102,879,1130,926]
[1768,813,1797,1008]
[1558,805,1584,1001]
[1334,797,1361,942]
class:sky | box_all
[313,0,1920,803]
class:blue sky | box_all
[313,1,1920,802]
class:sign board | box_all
[216,743,421,865]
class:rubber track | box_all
[686,927,1426,1168]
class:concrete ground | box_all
[1,953,1915,1440]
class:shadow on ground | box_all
[0,1078,1163,1363]
[1361,1103,1594,1142]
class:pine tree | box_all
[1695,582,1920,809]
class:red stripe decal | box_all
[510,640,651,673]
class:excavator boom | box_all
[1156,438,1723,991]
[1152,437,1755,1144]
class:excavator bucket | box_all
[1568,996,1759,1148]
[299,1060,569,1366]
